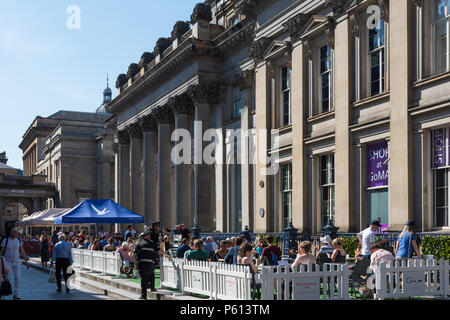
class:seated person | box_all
[211,240,232,262]
[103,238,117,252]
[237,243,258,274]
[186,240,210,262]
[116,242,134,267]
[370,242,395,272]
[176,238,190,258]
[183,240,196,259]
[317,235,334,255]
[328,238,346,263]
[291,241,316,270]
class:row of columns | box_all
[115,83,219,231]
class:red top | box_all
[261,245,282,259]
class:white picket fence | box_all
[72,249,122,277]
[160,258,253,300]
[374,259,450,300]
[260,262,352,300]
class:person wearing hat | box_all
[395,220,421,260]
[357,221,388,260]
[133,221,166,299]
[317,235,334,255]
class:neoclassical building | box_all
[107,0,450,233]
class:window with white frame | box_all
[433,0,450,74]
[281,162,292,229]
[319,44,333,113]
[369,19,386,96]
[319,154,335,227]
[281,66,291,126]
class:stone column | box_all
[140,115,158,227]
[389,0,414,230]
[254,63,271,233]
[128,123,143,218]
[235,71,254,231]
[169,94,193,226]
[113,142,120,233]
[152,106,174,229]
[101,160,111,199]
[188,83,219,232]
[291,40,309,233]
[334,18,355,232]
[117,130,131,211]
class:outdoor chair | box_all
[349,258,370,297]
[316,253,332,269]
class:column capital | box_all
[232,70,254,91]
[187,82,221,105]
[169,94,194,115]
[117,130,130,145]
[151,105,174,124]
[140,114,158,132]
[128,122,143,139]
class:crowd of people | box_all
[0,218,425,300]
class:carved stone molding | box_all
[190,3,212,24]
[127,63,140,79]
[187,82,221,105]
[169,94,194,115]
[113,143,119,154]
[139,52,155,68]
[115,74,127,89]
[378,0,388,19]
[233,70,254,91]
[249,37,272,62]
[304,40,313,60]
[172,21,190,41]
[128,122,143,139]
[140,114,158,132]
[325,26,335,48]
[325,0,354,17]
[282,13,311,42]
[154,37,172,56]
[117,130,130,145]
[151,105,174,124]
[349,12,360,36]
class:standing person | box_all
[357,221,387,260]
[161,228,171,252]
[124,225,133,242]
[98,226,108,238]
[50,234,73,293]
[395,220,422,260]
[179,224,190,240]
[133,221,163,300]
[0,254,10,299]
[258,236,282,266]
[0,228,30,300]
[40,231,50,268]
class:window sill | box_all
[412,71,450,89]
[353,92,390,108]
[272,124,292,135]
[307,110,335,124]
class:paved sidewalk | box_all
[1,263,111,300]
[23,257,202,300]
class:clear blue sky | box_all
[0,0,199,170]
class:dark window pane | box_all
[436,208,448,227]
[436,188,448,207]
[436,170,448,188]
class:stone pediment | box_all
[262,40,290,61]
[284,14,334,42]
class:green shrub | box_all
[420,236,450,261]
[341,236,360,258]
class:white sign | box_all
[293,277,321,300]
[192,271,203,290]
[403,271,425,296]
[225,276,237,298]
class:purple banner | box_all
[367,141,389,188]
[432,128,447,169]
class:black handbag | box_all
[0,257,12,297]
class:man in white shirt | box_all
[0,228,30,300]
[357,221,387,260]
[97,226,108,238]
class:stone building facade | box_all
[20,85,115,211]
[107,0,450,233]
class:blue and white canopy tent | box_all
[53,199,144,225]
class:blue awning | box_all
[53,199,144,224]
